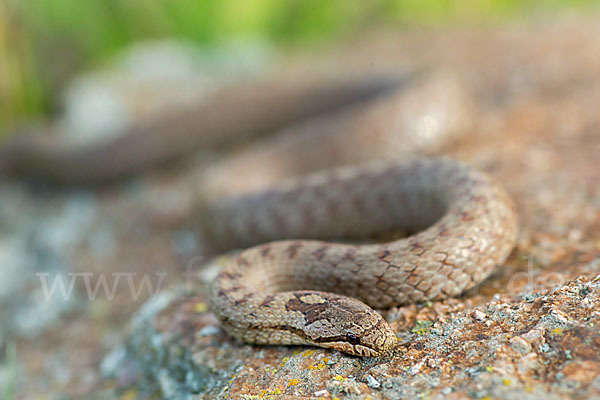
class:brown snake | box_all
[209,159,518,357]
[0,74,400,183]
[0,72,518,357]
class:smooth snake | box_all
[0,72,519,357]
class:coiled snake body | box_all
[210,159,518,357]
[0,72,518,357]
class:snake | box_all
[0,73,401,183]
[0,71,518,357]
[208,158,518,357]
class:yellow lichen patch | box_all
[280,356,290,366]
[302,349,315,357]
[264,366,277,375]
[333,375,345,381]
[194,302,208,313]
[308,362,326,370]
[287,378,300,387]
[251,388,283,399]
[411,320,433,335]
[502,378,511,386]
[486,366,494,373]
[227,373,238,389]
[552,327,564,336]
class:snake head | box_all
[290,291,398,357]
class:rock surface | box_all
[120,274,600,399]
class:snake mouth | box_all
[311,335,383,357]
[255,323,384,357]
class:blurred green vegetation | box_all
[2,341,16,400]
[0,0,597,133]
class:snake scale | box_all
[0,72,519,357]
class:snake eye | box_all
[346,332,360,345]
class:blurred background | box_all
[1,0,599,134]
